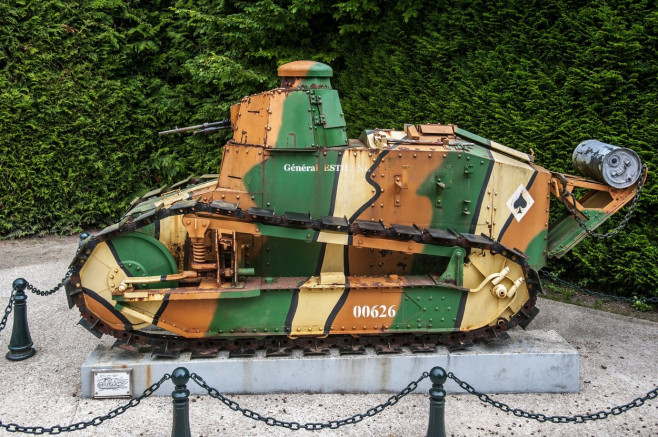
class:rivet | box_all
[413,153,417,158]
[428,154,432,158]
[398,153,402,157]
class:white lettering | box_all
[283,163,318,172]
[352,305,396,319]
[283,163,373,173]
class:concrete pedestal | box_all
[81,329,579,398]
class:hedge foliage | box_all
[1,0,657,297]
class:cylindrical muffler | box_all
[572,140,642,188]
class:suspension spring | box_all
[192,241,206,263]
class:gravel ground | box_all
[0,235,656,436]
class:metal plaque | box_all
[92,369,132,399]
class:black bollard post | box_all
[6,278,36,361]
[426,366,447,437]
[171,367,192,437]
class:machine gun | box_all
[158,119,231,136]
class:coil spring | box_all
[192,241,206,263]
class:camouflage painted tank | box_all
[66,61,644,355]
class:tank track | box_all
[67,196,542,355]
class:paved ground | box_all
[0,235,656,436]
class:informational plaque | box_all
[92,369,132,399]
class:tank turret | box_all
[229,61,347,149]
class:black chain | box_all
[448,372,658,423]
[191,371,429,431]
[558,164,647,239]
[0,290,15,334]
[24,266,74,296]
[0,266,75,335]
[0,374,170,434]
[540,270,658,304]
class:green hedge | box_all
[1,0,656,297]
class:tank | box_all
[65,61,644,355]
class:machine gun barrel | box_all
[158,119,231,136]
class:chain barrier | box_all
[24,266,73,297]
[0,374,170,434]
[540,270,658,304]
[0,289,15,335]
[558,164,647,239]
[0,267,73,336]
[190,371,429,431]
[448,372,658,423]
